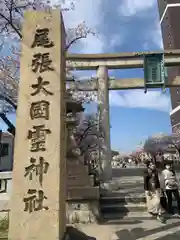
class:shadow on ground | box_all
[64,226,96,240]
[115,220,180,240]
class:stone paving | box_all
[76,213,180,240]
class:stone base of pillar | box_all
[66,200,101,224]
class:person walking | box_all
[161,161,180,216]
[144,161,166,223]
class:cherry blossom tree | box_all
[170,126,180,156]
[0,0,97,133]
[75,113,100,168]
[143,134,168,154]
[131,149,144,164]
[143,133,179,164]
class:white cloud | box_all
[78,34,105,54]
[119,0,156,17]
[49,1,168,114]
[150,22,163,49]
[109,34,123,49]
[61,0,105,53]
[143,21,163,50]
[117,0,163,50]
[109,90,171,112]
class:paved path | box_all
[112,167,180,180]
[90,167,180,239]
[111,167,180,193]
[76,213,180,240]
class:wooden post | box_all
[97,66,112,181]
[8,10,66,240]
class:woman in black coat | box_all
[144,161,165,223]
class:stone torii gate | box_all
[8,9,180,240]
[67,50,180,182]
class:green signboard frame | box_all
[144,53,167,93]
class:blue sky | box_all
[0,0,173,153]
[63,0,172,152]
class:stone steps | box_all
[100,193,179,220]
[101,212,153,221]
[99,168,180,221]
[101,202,146,214]
[100,176,180,220]
[100,194,145,204]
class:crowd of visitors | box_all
[144,160,180,223]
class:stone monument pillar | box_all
[8,10,66,240]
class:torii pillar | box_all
[97,66,112,182]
